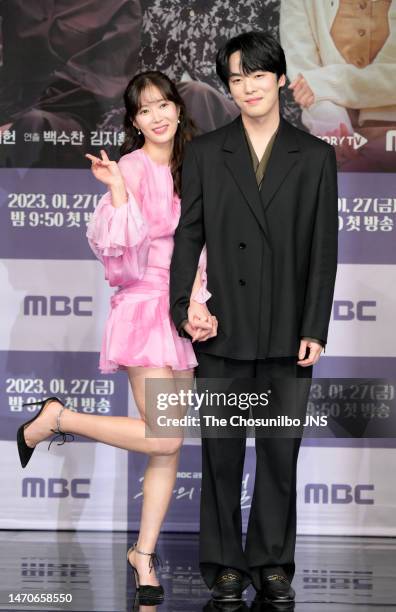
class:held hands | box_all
[297,338,323,367]
[184,301,218,343]
[289,73,315,109]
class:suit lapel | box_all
[222,116,300,232]
[260,118,300,212]
[222,116,268,236]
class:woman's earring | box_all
[137,128,142,135]
[177,119,180,124]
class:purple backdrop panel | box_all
[1,168,395,263]
[302,438,396,448]
[337,173,396,264]
[315,356,396,378]
[0,350,128,441]
[0,169,105,260]
[312,358,396,447]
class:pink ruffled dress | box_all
[86,148,210,373]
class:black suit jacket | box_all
[170,115,338,360]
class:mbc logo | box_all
[24,295,93,316]
[22,478,91,498]
[333,300,376,321]
[305,483,374,504]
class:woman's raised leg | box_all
[23,365,194,586]
[23,367,184,455]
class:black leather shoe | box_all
[255,569,295,604]
[212,567,243,602]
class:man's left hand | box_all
[297,338,323,367]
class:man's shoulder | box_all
[187,116,335,161]
[188,118,238,154]
[285,119,335,157]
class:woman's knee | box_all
[150,437,183,456]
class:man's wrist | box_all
[302,336,324,347]
[178,319,190,338]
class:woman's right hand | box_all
[86,149,125,189]
[187,300,218,343]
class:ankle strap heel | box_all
[17,397,74,468]
[128,542,162,572]
[48,404,74,449]
[127,542,164,604]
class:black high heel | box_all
[127,542,164,605]
[16,397,75,468]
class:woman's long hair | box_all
[120,71,196,196]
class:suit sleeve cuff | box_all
[178,319,191,339]
[302,336,325,348]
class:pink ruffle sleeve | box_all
[191,245,212,304]
[86,189,150,287]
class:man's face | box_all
[228,51,285,119]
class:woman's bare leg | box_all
[129,367,194,586]
[23,367,183,455]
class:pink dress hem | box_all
[87,149,208,373]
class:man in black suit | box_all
[170,32,338,605]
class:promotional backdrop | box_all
[1,0,395,534]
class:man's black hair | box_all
[216,31,287,89]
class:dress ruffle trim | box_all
[86,189,149,258]
[99,291,198,373]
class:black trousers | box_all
[195,353,312,591]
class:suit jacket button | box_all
[239,242,246,249]
[239,279,246,286]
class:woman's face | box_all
[133,85,180,146]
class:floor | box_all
[0,532,395,611]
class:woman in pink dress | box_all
[16,71,217,605]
